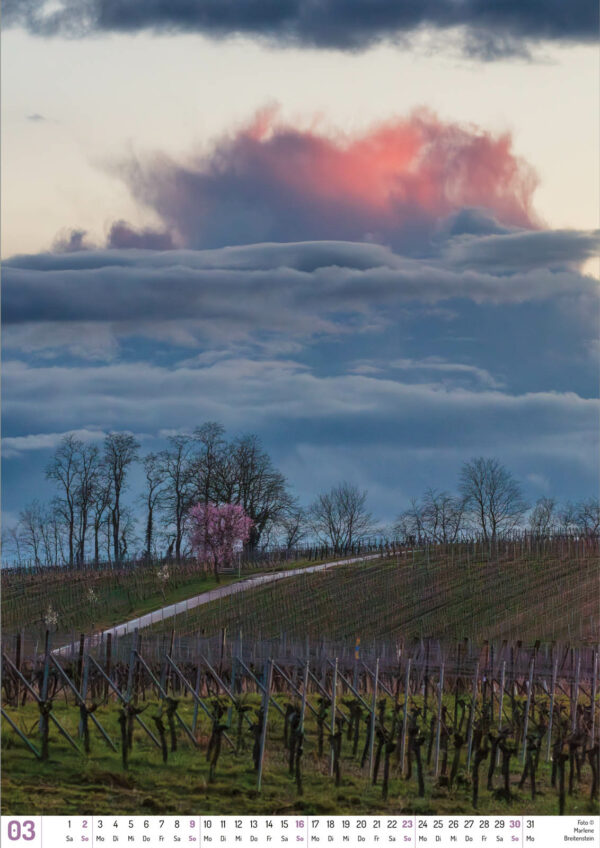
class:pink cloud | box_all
[119,108,539,250]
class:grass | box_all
[0,555,333,643]
[1,569,235,640]
[2,698,596,817]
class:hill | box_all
[147,539,599,644]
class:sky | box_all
[2,1,599,534]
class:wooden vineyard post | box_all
[489,643,495,723]
[49,652,116,752]
[104,633,112,705]
[126,630,139,703]
[368,658,379,780]
[41,630,51,699]
[164,655,235,750]
[568,647,574,726]
[466,662,479,771]
[257,659,273,792]
[433,663,445,777]
[571,651,581,734]
[160,643,172,695]
[14,633,21,708]
[329,657,338,778]
[423,638,430,725]
[77,633,86,691]
[300,661,309,734]
[546,658,558,762]
[78,656,89,740]
[454,640,462,728]
[591,650,598,744]
[521,657,535,765]
[219,627,227,678]
[400,658,411,775]
[191,663,201,734]
[38,630,51,745]
[228,654,237,729]
[166,629,175,695]
[497,659,506,749]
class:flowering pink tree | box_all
[188,503,253,581]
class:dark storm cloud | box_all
[5,0,597,55]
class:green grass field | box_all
[2,697,596,817]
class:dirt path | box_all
[53,552,386,655]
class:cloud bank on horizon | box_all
[5,0,598,57]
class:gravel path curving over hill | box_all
[52,552,388,655]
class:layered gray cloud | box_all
[4,234,598,357]
[3,234,598,518]
[1,428,106,459]
[444,229,600,271]
[4,356,597,447]
[5,0,597,56]
[3,355,597,520]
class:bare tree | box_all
[394,497,426,544]
[193,422,226,506]
[48,502,67,565]
[258,501,306,550]
[159,435,196,562]
[279,503,307,549]
[574,497,600,536]
[422,489,464,543]
[104,432,140,564]
[91,471,112,564]
[2,525,24,567]
[46,434,81,565]
[459,457,528,543]
[18,500,46,565]
[38,503,60,566]
[103,509,113,563]
[141,452,165,559]
[117,506,139,561]
[218,433,293,549]
[557,501,578,534]
[398,488,466,543]
[75,444,101,564]
[309,482,374,551]
[529,496,557,536]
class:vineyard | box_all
[0,545,347,640]
[0,559,229,639]
[2,630,599,816]
[1,537,598,816]
[143,539,599,644]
